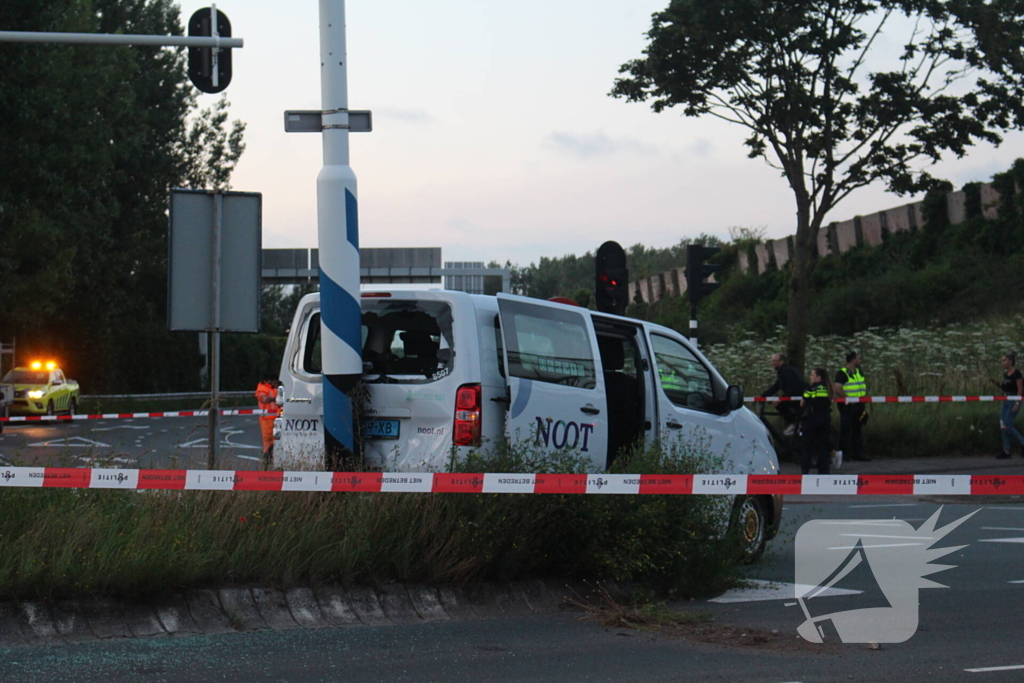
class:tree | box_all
[0,0,247,392]
[612,0,1024,371]
[180,95,247,190]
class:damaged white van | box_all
[275,290,783,555]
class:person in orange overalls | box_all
[255,379,280,469]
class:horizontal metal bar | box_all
[0,31,244,48]
[79,391,251,400]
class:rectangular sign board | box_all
[168,188,262,332]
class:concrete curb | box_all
[0,580,588,649]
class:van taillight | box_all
[453,384,482,447]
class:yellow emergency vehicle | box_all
[2,361,80,416]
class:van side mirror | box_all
[725,385,743,412]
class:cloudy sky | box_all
[176,0,1023,267]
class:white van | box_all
[275,289,783,555]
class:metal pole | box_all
[317,0,362,467]
[211,4,220,90]
[0,31,243,47]
[208,192,223,469]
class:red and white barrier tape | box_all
[0,468,1020,495]
[0,409,268,423]
[750,395,1024,403]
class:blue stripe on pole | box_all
[323,374,355,450]
[319,270,362,354]
[346,189,359,249]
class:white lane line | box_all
[1008,580,1024,584]
[848,503,919,509]
[236,455,260,461]
[965,664,1024,673]
[27,436,111,448]
[979,537,1024,544]
[92,425,150,432]
[982,527,1024,531]
[709,579,860,604]
[983,507,1024,511]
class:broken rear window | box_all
[361,300,455,384]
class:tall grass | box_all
[705,318,1024,457]
[0,440,743,602]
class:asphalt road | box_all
[1,497,1022,682]
[0,414,264,470]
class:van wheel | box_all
[46,401,55,416]
[68,398,77,416]
[733,496,767,563]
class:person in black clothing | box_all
[799,368,833,474]
[834,351,870,462]
[991,351,1024,459]
[762,353,807,435]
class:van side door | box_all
[647,331,737,464]
[496,294,608,471]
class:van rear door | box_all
[496,294,608,471]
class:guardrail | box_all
[79,391,251,400]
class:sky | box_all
[176,0,1024,268]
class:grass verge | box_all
[0,440,745,602]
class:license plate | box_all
[363,419,400,440]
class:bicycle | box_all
[756,400,841,469]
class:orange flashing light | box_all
[46,362,57,370]
[30,361,42,370]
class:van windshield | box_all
[361,300,455,384]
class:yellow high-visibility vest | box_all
[841,368,866,397]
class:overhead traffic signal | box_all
[686,244,721,312]
[188,7,232,94]
[595,241,628,315]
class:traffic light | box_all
[595,241,628,315]
[188,7,232,94]
[686,244,721,311]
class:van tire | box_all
[46,400,55,416]
[68,398,77,416]
[733,495,768,563]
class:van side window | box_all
[650,334,714,412]
[501,301,596,388]
[303,313,323,375]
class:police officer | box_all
[799,368,833,474]
[834,351,869,462]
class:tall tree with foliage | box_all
[0,0,246,392]
[612,0,1024,370]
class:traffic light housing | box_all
[188,7,232,94]
[595,241,628,315]
[686,244,721,311]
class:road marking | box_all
[965,664,1024,673]
[979,537,1024,544]
[983,507,1024,511]
[709,579,860,604]
[178,437,260,450]
[1008,580,1024,584]
[27,436,111,448]
[92,425,150,432]
[981,527,1024,531]
[848,503,919,509]
[236,454,260,461]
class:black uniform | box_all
[799,382,832,474]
